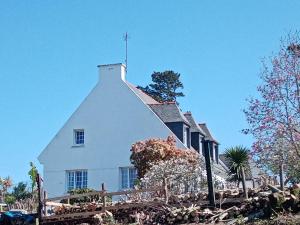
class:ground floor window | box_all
[66,170,88,191]
[119,167,137,189]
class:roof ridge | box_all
[148,102,177,106]
[198,123,219,144]
[126,82,159,104]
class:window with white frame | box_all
[66,170,88,191]
[185,127,189,146]
[183,126,189,146]
[199,138,203,155]
[74,129,84,145]
[183,127,187,145]
[119,167,137,189]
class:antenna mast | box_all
[123,32,129,73]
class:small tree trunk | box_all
[241,167,248,199]
[279,163,284,191]
[237,180,240,188]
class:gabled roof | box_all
[199,123,219,144]
[149,103,190,125]
[126,82,159,104]
[126,83,190,125]
[184,112,206,136]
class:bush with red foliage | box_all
[130,136,198,178]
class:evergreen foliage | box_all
[225,146,250,198]
[11,182,32,200]
[138,71,184,104]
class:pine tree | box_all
[138,71,184,104]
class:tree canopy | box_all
[11,182,32,200]
[244,32,300,182]
[137,71,184,104]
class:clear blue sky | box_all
[1,0,300,184]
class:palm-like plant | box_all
[225,146,250,199]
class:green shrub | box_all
[61,188,111,205]
[4,194,16,205]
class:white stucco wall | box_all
[38,63,185,197]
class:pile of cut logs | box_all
[109,196,271,224]
[47,184,300,225]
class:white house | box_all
[38,63,228,197]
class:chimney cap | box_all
[97,63,126,68]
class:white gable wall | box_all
[38,64,185,197]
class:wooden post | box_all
[36,173,43,224]
[241,167,248,199]
[163,178,168,204]
[43,191,47,216]
[101,183,106,212]
[203,140,215,207]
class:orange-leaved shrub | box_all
[130,136,198,178]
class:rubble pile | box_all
[109,197,271,224]
[45,184,300,225]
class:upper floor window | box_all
[74,129,84,145]
[199,138,203,155]
[66,170,88,191]
[183,127,187,145]
[182,126,189,146]
[119,167,137,189]
[215,145,219,163]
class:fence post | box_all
[101,183,106,212]
[43,191,47,216]
[36,173,42,224]
[203,140,215,207]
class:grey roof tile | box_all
[126,82,190,125]
[184,112,206,136]
[199,123,219,144]
[149,103,190,125]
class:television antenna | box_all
[123,32,130,72]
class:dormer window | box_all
[183,127,187,145]
[182,126,189,147]
[74,129,84,145]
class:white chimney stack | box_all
[97,63,126,84]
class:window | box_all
[182,126,189,146]
[183,128,187,145]
[119,167,137,189]
[66,170,87,191]
[74,129,84,145]
[185,127,189,146]
[215,145,219,163]
[199,139,203,155]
